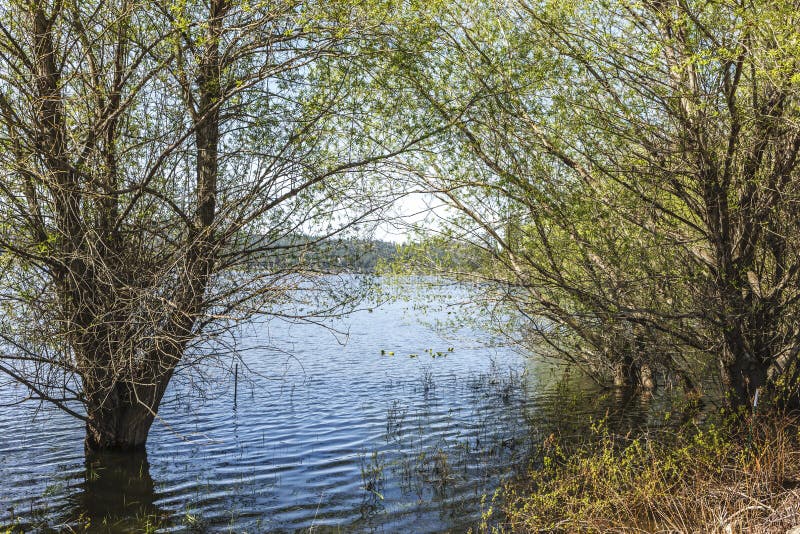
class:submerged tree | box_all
[0,0,425,452]
[396,0,800,407]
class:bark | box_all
[612,357,655,391]
[721,339,769,411]
[639,363,655,391]
[85,400,156,452]
[612,356,635,388]
[83,373,172,452]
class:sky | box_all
[373,192,449,243]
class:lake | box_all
[0,280,650,532]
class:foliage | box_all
[0,0,428,451]
[391,0,800,406]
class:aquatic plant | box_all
[359,450,386,502]
[386,400,408,441]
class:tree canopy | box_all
[393,0,800,409]
[2,0,800,454]
[0,0,428,451]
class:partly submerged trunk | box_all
[612,356,635,388]
[609,330,655,391]
[79,4,222,454]
[72,0,222,455]
[612,357,655,391]
[83,376,172,453]
[85,401,156,452]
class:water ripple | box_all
[0,291,542,532]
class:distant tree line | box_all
[240,235,399,273]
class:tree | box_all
[394,0,800,408]
[0,0,427,452]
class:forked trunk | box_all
[612,356,635,388]
[611,353,655,391]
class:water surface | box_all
[0,281,651,532]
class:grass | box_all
[482,412,800,533]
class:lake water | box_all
[0,280,652,532]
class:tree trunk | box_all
[612,358,655,390]
[720,327,769,410]
[639,363,655,390]
[724,362,767,412]
[85,406,154,452]
[612,356,635,388]
[79,0,226,454]
[83,380,169,453]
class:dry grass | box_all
[484,414,800,533]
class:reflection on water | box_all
[64,452,166,532]
[0,285,669,532]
